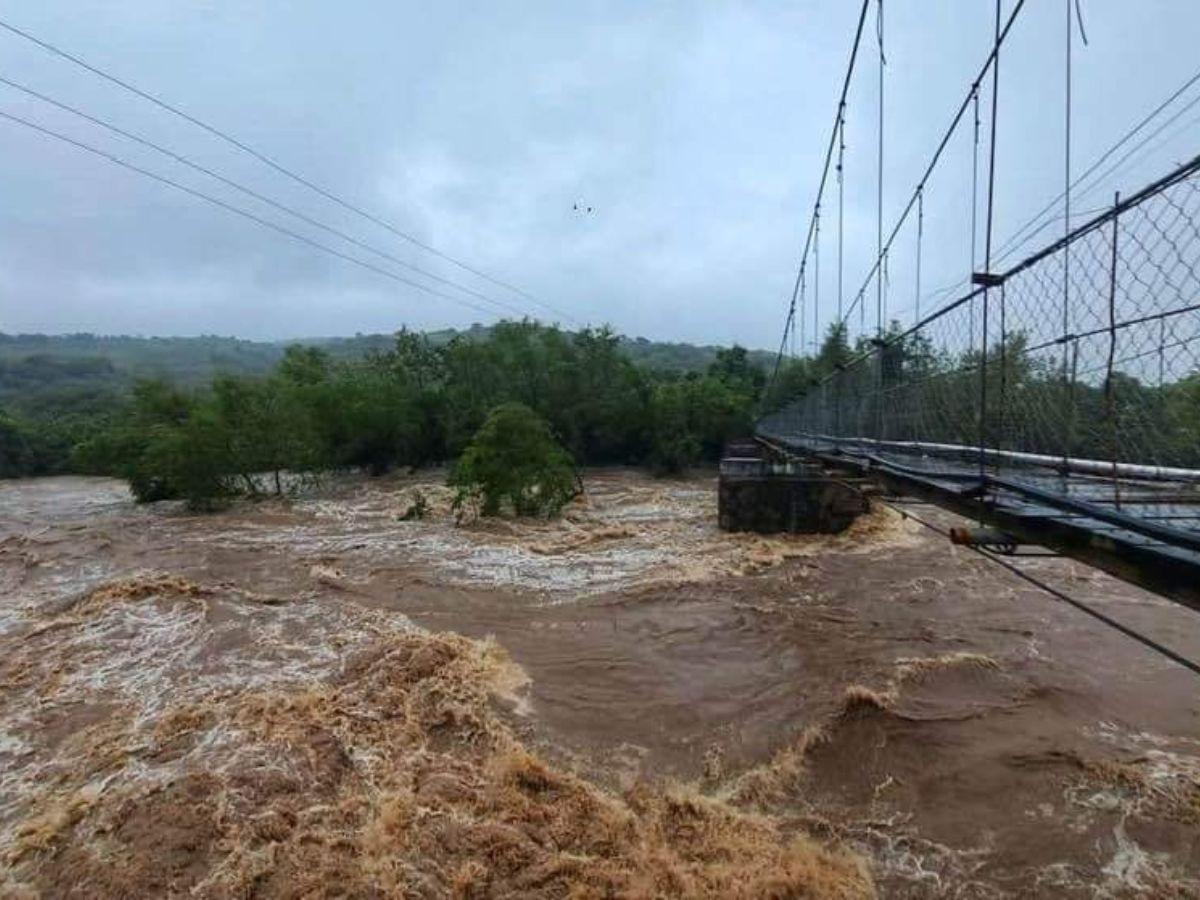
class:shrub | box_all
[449,402,578,519]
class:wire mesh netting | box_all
[759,157,1200,538]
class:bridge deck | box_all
[759,431,1200,611]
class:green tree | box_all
[815,322,852,376]
[0,408,32,477]
[449,402,578,518]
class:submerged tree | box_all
[448,402,578,519]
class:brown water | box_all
[1,470,1198,897]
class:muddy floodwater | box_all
[1,469,1198,897]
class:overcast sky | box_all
[0,1,1197,348]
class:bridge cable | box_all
[787,152,1200,405]
[797,267,805,357]
[839,0,1028,329]
[883,502,1200,679]
[875,0,886,336]
[814,205,822,353]
[0,17,576,325]
[1060,0,1075,472]
[994,82,1200,265]
[0,108,505,320]
[897,62,1195,331]
[914,187,923,324]
[837,107,846,325]
[869,0,886,441]
[970,86,980,348]
[766,0,871,400]
[1104,190,1122,510]
[993,52,1200,265]
[979,0,1003,486]
[0,73,534,321]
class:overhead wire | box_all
[0,16,577,325]
[993,62,1200,265]
[0,73,532,321]
[0,107,502,319]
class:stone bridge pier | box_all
[717,439,868,534]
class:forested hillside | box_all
[0,328,774,396]
[0,323,781,484]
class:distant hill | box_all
[0,329,775,417]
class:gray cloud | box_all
[0,1,1196,348]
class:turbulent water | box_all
[1,469,1198,897]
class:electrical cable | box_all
[992,63,1200,265]
[0,16,576,324]
[0,73,532,320]
[0,107,503,319]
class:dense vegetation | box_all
[449,402,579,518]
[0,322,775,506]
[0,328,774,402]
[7,317,1194,505]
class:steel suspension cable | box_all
[799,267,808,354]
[839,0,1029,329]
[992,63,1200,265]
[875,0,886,336]
[766,0,871,396]
[814,206,822,349]
[1060,0,1074,470]
[884,502,1200,678]
[915,187,923,323]
[837,107,846,325]
[980,0,1003,483]
[970,86,981,347]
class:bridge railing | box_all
[760,155,1200,505]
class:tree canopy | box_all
[14,321,766,507]
[449,402,578,518]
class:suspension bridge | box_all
[758,1,1200,625]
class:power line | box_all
[881,202,1108,334]
[0,73,534,321]
[0,107,503,320]
[993,63,1200,265]
[0,16,578,325]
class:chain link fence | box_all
[759,156,1200,534]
